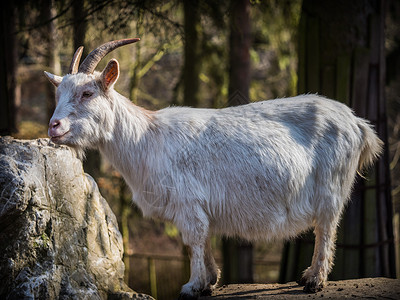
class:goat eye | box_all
[82,91,93,99]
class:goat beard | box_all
[70,146,87,161]
[63,132,102,161]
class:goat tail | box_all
[357,119,384,173]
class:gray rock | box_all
[0,137,153,300]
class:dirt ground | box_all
[201,278,400,299]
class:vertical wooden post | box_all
[148,257,157,299]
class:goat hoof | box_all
[297,276,307,286]
[303,281,322,293]
[178,292,198,300]
[200,287,212,297]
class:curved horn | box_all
[78,38,140,74]
[69,46,84,74]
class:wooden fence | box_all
[126,253,281,300]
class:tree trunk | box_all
[222,0,253,285]
[227,0,251,106]
[129,9,143,103]
[183,0,201,107]
[73,0,87,58]
[279,0,395,283]
[42,0,61,123]
[0,1,18,135]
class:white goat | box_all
[44,39,383,299]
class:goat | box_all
[44,38,383,299]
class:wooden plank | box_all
[148,257,157,299]
[367,14,382,122]
[343,179,363,279]
[284,240,297,283]
[369,15,380,65]
[332,223,345,280]
[364,169,377,277]
[351,47,370,118]
[278,243,290,283]
[306,16,320,93]
[336,54,351,105]
[321,65,335,99]
[297,14,307,94]
[367,65,379,122]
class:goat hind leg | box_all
[299,218,338,293]
[201,237,220,296]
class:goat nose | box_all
[48,119,62,138]
[49,119,60,129]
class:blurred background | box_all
[1,0,399,299]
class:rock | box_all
[0,137,153,300]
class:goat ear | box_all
[44,71,62,87]
[101,59,119,90]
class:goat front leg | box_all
[178,211,209,299]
